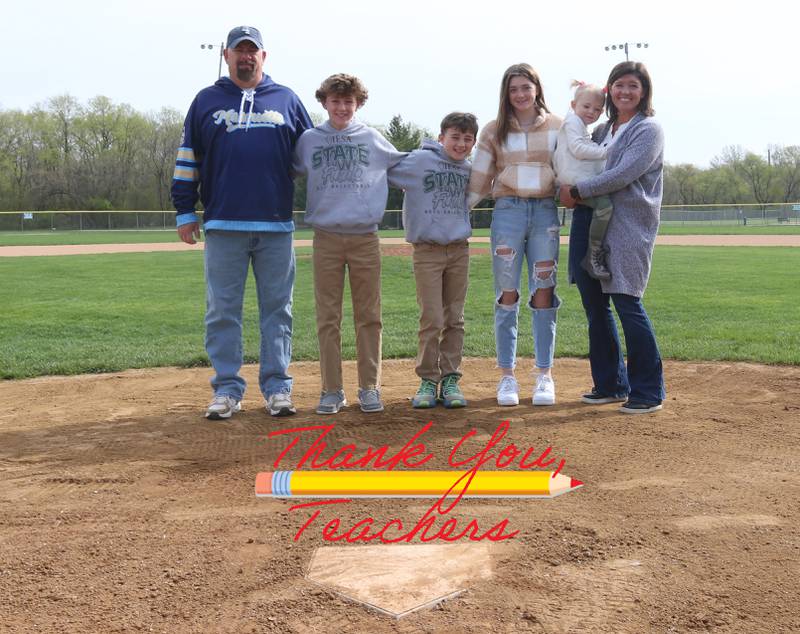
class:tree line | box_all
[0,95,797,213]
[664,146,800,206]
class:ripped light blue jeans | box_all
[490,196,561,370]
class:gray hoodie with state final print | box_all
[388,139,472,245]
[293,119,406,233]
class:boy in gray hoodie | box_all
[293,74,406,415]
[388,113,478,409]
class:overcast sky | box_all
[3,0,798,167]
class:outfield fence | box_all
[0,203,798,233]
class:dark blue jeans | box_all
[569,205,665,405]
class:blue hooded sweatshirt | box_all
[171,75,312,232]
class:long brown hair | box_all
[605,61,654,122]
[495,63,549,144]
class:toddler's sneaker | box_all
[439,374,466,409]
[581,246,612,281]
[358,388,385,413]
[316,390,347,415]
[266,392,297,417]
[205,395,241,420]
[533,374,556,406]
[411,379,438,409]
[496,376,519,407]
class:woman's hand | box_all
[559,183,579,208]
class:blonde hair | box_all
[571,80,605,103]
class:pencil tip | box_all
[571,478,583,489]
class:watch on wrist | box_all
[570,186,580,199]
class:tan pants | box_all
[412,241,469,382]
[313,229,382,392]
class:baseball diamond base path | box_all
[1,357,799,632]
[1,233,799,256]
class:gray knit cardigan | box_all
[574,113,664,297]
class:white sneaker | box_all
[533,374,556,406]
[205,395,241,420]
[496,376,519,406]
[265,392,297,417]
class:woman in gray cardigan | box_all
[559,61,665,414]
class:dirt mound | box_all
[1,357,799,632]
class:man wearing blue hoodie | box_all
[172,26,312,420]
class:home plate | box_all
[306,542,493,618]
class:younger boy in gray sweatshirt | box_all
[388,112,478,409]
[293,74,405,415]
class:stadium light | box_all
[603,42,649,61]
[200,42,225,79]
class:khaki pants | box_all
[412,241,469,382]
[313,229,382,392]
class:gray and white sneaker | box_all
[205,395,241,420]
[496,376,520,406]
[358,388,384,413]
[532,374,556,406]
[265,392,297,417]
[316,390,347,415]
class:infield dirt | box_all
[1,357,799,633]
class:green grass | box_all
[653,224,800,235]
[0,230,189,246]
[0,246,797,379]
[2,222,798,246]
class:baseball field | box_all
[1,232,798,633]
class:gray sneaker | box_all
[581,246,612,281]
[205,395,241,420]
[358,388,384,413]
[316,390,347,415]
[265,392,297,417]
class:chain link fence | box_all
[1,204,798,233]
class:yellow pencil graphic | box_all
[255,470,583,498]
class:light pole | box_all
[604,42,649,61]
[200,42,225,79]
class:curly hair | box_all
[315,74,369,106]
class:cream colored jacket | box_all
[467,111,562,208]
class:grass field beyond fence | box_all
[1,223,800,247]
[0,246,797,379]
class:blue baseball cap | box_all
[226,26,264,50]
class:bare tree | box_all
[771,145,800,203]
[146,108,184,210]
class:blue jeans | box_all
[490,197,561,370]
[204,230,294,400]
[569,205,665,404]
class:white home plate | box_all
[306,543,493,618]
